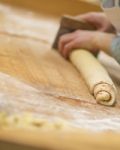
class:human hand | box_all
[76,12,116,33]
[58,30,99,58]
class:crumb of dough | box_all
[0,112,71,130]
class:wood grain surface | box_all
[0,1,120,150]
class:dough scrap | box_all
[0,112,71,130]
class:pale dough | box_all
[70,50,117,106]
[0,112,71,130]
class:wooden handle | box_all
[69,50,117,106]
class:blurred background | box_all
[101,0,120,7]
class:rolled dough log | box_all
[70,50,117,106]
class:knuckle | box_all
[75,30,80,34]
[74,30,81,37]
[74,40,79,47]
[59,36,64,43]
[65,44,70,51]
[89,12,96,17]
[65,44,72,51]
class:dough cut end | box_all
[94,83,116,106]
[96,91,111,102]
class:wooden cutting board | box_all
[0,1,120,150]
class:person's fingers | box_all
[61,39,80,58]
[58,33,76,53]
[78,13,116,34]
[75,12,92,20]
[62,42,99,59]
[98,24,116,34]
[75,12,99,24]
[75,12,110,30]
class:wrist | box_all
[92,32,116,54]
